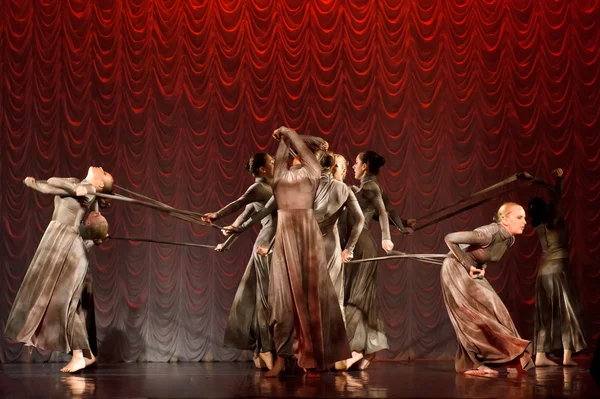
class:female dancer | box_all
[343,150,394,370]
[264,126,349,377]
[5,167,113,373]
[312,151,364,325]
[441,202,534,374]
[203,153,276,369]
[529,168,586,366]
[233,151,365,327]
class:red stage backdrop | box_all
[1,0,598,363]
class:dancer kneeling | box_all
[440,202,534,375]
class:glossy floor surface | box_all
[1,358,599,398]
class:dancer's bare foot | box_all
[465,365,499,375]
[265,357,285,378]
[464,369,486,375]
[60,351,87,373]
[344,351,364,370]
[84,353,96,367]
[535,352,558,367]
[357,353,376,370]
[334,360,347,371]
[563,349,577,367]
[259,352,274,370]
[253,353,266,369]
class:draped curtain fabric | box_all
[0,0,598,362]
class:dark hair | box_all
[528,197,548,227]
[245,152,270,176]
[315,150,335,171]
[358,150,386,175]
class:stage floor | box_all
[1,358,599,398]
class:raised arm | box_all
[444,228,493,273]
[547,168,564,227]
[343,191,364,255]
[275,127,321,180]
[299,135,329,152]
[273,135,291,181]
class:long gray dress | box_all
[441,223,534,372]
[313,173,364,322]
[218,177,276,354]
[5,178,97,359]
[533,177,586,354]
[241,172,365,324]
[344,175,391,355]
[268,130,350,370]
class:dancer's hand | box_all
[202,213,217,223]
[256,246,269,256]
[382,239,394,253]
[469,266,485,279]
[403,227,414,235]
[23,177,35,186]
[215,243,225,252]
[222,225,240,236]
[552,168,563,177]
[341,249,353,263]
[273,126,293,141]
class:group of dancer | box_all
[4,127,587,377]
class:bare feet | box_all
[464,369,486,375]
[259,352,274,370]
[536,352,558,367]
[357,353,376,370]
[60,351,88,373]
[265,357,285,378]
[344,351,364,370]
[465,365,499,375]
[85,354,96,368]
[253,353,266,369]
[563,350,577,367]
[334,360,347,371]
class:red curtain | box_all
[1,0,598,362]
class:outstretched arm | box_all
[215,204,256,251]
[25,177,92,197]
[238,196,277,232]
[207,183,270,222]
